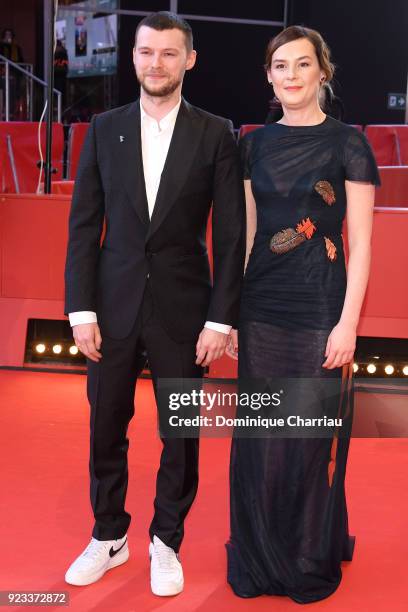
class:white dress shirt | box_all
[69,99,231,335]
[140,97,181,218]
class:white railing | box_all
[0,54,61,122]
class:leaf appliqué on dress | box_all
[324,237,337,261]
[269,228,306,254]
[296,217,316,239]
[315,180,336,205]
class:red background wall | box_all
[1,194,407,373]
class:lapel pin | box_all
[120,135,125,142]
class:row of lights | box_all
[353,363,408,375]
[35,343,80,356]
[32,343,408,375]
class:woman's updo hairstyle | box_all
[265,25,335,88]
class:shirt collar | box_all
[140,97,182,132]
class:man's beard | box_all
[138,73,182,98]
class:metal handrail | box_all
[0,53,61,122]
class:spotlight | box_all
[353,363,359,373]
[367,363,376,374]
[52,344,62,354]
[35,343,46,354]
[384,364,394,375]
[403,366,408,376]
[69,345,79,356]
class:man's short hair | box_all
[134,11,193,53]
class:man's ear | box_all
[186,49,197,71]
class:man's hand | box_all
[195,328,228,367]
[225,329,238,360]
[73,323,102,362]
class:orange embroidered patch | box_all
[296,217,316,239]
[315,180,336,205]
[324,236,337,261]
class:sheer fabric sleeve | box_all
[238,133,254,180]
[343,128,381,186]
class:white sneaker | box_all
[149,535,184,596]
[65,535,129,586]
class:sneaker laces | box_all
[152,541,179,573]
[82,538,111,561]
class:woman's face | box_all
[267,38,325,111]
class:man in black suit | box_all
[64,12,245,595]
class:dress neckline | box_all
[275,115,329,129]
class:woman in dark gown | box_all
[226,26,380,604]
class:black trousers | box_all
[86,282,203,552]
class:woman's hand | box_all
[226,329,239,360]
[322,322,356,369]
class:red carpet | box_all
[0,370,407,611]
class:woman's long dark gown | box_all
[226,116,380,604]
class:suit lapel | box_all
[117,100,150,226]
[146,98,204,241]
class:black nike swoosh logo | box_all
[109,538,127,558]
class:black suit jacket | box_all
[64,98,245,341]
